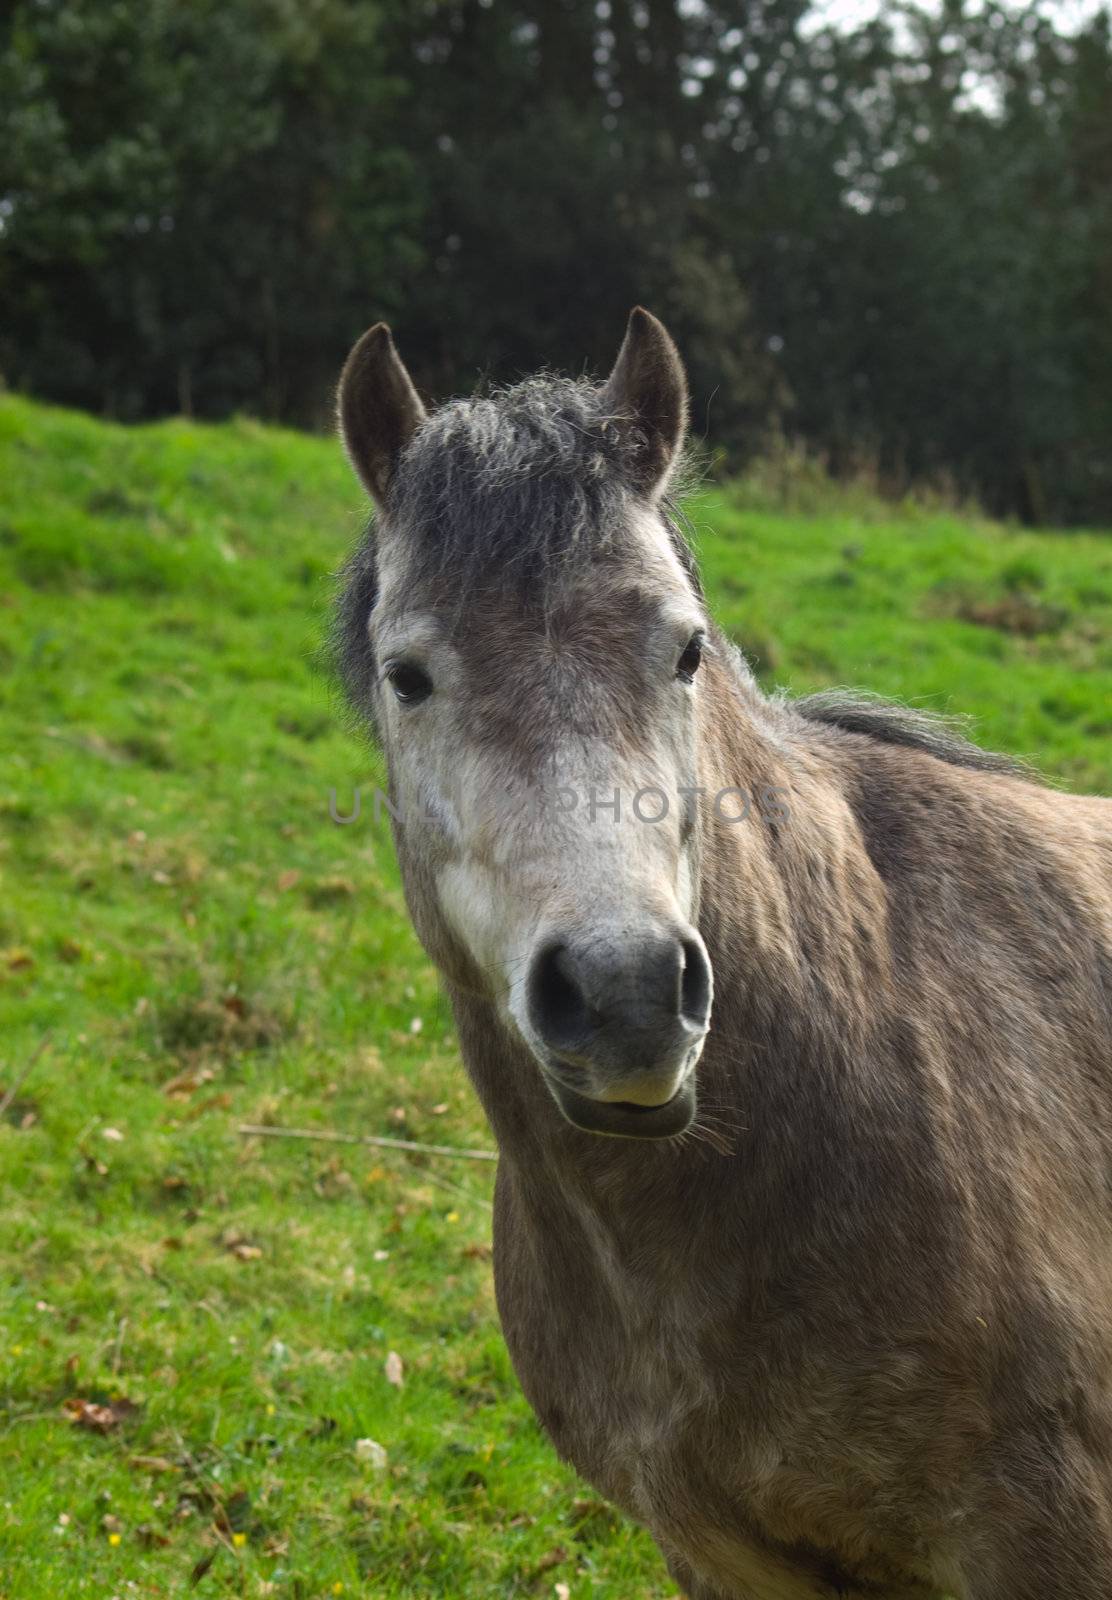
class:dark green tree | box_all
[0,0,418,421]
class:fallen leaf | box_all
[190,1548,217,1585]
[305,1416,337,1440]
[63,1395,138,1433]
[129,1455,179,1475]
[276,869,301,892]
[215,1487,251,1536]
[162,1066,215,1098]
[384,1350,404,1388]
[185,1091,233,1119]
[220,1229,263,1261]
[136,1523,171,1548]
[305,875,355,905]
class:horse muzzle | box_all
[522,924,711,1139]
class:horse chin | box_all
[544,1073,697,1140]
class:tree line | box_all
[2,0,1110,523]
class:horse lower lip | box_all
[546,1076,696,1140]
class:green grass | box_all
[0,394,1108,1599]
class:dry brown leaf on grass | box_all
[129,1454,179,1475]
[183,1091,234,1121]
[220,1228,263,1261]
[63,1395,138,1433]
[384,1350,404,1388]
[190,1548,217,1585]
[162,1065,216,1098]
[532,1546,568,1577]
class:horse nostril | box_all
[680,938,711,1027]
[528,942,593,1053]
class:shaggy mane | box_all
[788,688,1032,777]
[389,375,696,596]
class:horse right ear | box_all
[338,323,427,506]
[601,307,688,500]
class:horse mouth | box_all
[545,1074,697,1140]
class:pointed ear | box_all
[337,323,427,505]
[601,307,688,499]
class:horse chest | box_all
[497,1195,710,1490]
[496,1198,941,1600]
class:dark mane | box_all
[787,687,1033,777]
[391,375,693,596]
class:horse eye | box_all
[385,660,433,706]
[676,633,704,684]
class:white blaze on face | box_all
[373,507,709,1042]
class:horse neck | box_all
[695,653,888,1021]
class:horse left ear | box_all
[338,323,427,506]
[602,307,688,500]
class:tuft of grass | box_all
[0,395,1109,1596]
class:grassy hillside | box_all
[0,395,1108,1599]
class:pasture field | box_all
[1,394,1109,1599]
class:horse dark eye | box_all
[676,634,704,683]
[385,661,433,705]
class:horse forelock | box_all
[385,375,697,604]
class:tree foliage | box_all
[2,0,1110,520]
